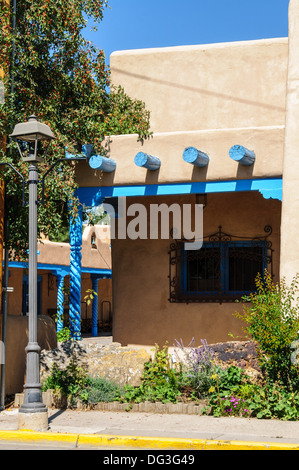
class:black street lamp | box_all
[2,115,88,430]
[9,115,55,431]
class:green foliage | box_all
[0,0,151,259]
[206,366,253,418]
[79,376,122,405]
[235,271,299,387]
[42,349,88,406]
[206,367,299,421]
[56,326,71,343]
[246,383,299,421]
[121,344,181,404]
[83,288,97,306]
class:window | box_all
[22,275,42,316]
[169,226,273,303]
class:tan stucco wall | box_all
[111,38,288,134]
[76,38,287,190]
[112,192,281,347]
[38,225,111,270]
[0,315,57,395]
[280,0,299,285]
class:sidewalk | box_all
[0,407,299,450]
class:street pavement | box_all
[0,407,299,450]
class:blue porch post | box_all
[56,274,64,332]
[53,269,69,333]
[69,202,83,340]
[91,274,101,337]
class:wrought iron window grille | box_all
[168,225,273,304]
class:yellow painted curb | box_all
[77,434,299,450]
[0,430,299,450]
[0,430,78,445]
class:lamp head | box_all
[10,115,55,162]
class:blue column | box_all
[53,269,69,333]
[56,274,65,332]
[91,275,100,337]
[69,201,83,340]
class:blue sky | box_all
[84,0,290,64]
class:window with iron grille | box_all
[168,226,273,303]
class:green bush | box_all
[235,271,299,387]
[79,376,122,405]
[246,383,299,421]
[42,351,88,407]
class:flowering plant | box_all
[174,338,218,397]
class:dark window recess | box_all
[168,226,273,304]
[186,247,221,293]
[228,246,264,292]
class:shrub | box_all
[79,376,123,405]
[235,271,299,388]
[247,383,299,421]
[42,350,88,406]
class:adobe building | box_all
[74,1,299,347]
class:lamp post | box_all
[10,115,55,431]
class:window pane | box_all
[228,246,264,292]
[186,247,221,292]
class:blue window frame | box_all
[180,241,267,302]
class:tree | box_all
[0,0,151,259]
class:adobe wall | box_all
[110,38,288,133]
[76,38,287,190]
[111,192,281,347]
[280,0,299,285]
[0,315,57,395]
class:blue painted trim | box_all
[75,178,282,206]
[7,260,111,277]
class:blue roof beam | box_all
[183,147,210,168]
[89,155,116,173]
[134,152,161,171]
[229,145,256,166]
